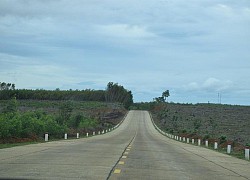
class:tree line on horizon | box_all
[0,82,133,109]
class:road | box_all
[0,111,250,179]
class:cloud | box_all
[0,0,249,105]
[97,24,156,39]
[203,78,233,91]
[185,78,233,92]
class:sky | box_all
[0,0,250,105]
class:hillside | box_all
[132,102,250,146]
[150,103,250,146]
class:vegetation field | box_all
[132,102,250,149]
[0,99,127,144]
[0,81,132,145]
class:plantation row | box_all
[0,82,133,109]
[0,89,105,102]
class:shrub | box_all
[203,134,210,140]
[79,116,98,129]
[219,135,227,144]
[44,115,66,137]
[68,113,83,129]
[0,113,22,138]
[0,115,11,138]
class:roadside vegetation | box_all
[0,82,132,144]
[132,101,250,156]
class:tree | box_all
[162,90,170,102]
[0,82,15,90]
[154,90,170,103]
[11,84,15,90]
[154,97,165,103]
[0,82,7,90]
[105,82,133,109]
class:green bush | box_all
[0,111,67,139]
[0,115,11,138]
[219,135,227,144]
[79,116,98,129]
[19,112,46,138]
[44,115,66,137]
[68,113,83,129]
[0,113,22,138]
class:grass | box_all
[0,141,42,149]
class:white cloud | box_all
[185,82,199,91]
[97,24,156,39]
[203,78,233,91]
[185,78,233,92]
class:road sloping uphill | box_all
[0,111,250,179]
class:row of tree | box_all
[0,82,15,90]
[0,88,106,101]
[0,82,133,108]
[105,82,133,109]
[154,90,170,103]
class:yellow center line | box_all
[114,169,121,174]
[118,161,125,165]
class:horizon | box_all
[1,83,249,106]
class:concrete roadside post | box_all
[93,132,95,136]
[192,139,195,144]
[198,139,201,146]
[214,141,218,150]
[86,133,89,137]
[187,138,190,144]
[98,131,100,135]
[245,146,249,160]
[183,137,186,142]
[45,133,49,142]
[64,133,67,140]
[205,140,208,147]
[77,133,79,139]
[227,144,232,154]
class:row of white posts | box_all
[44,128,114,142]
[44,112,128,143]
[166,133,250,161]
[150,116,250,161]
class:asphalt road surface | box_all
[0,111,250,180]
